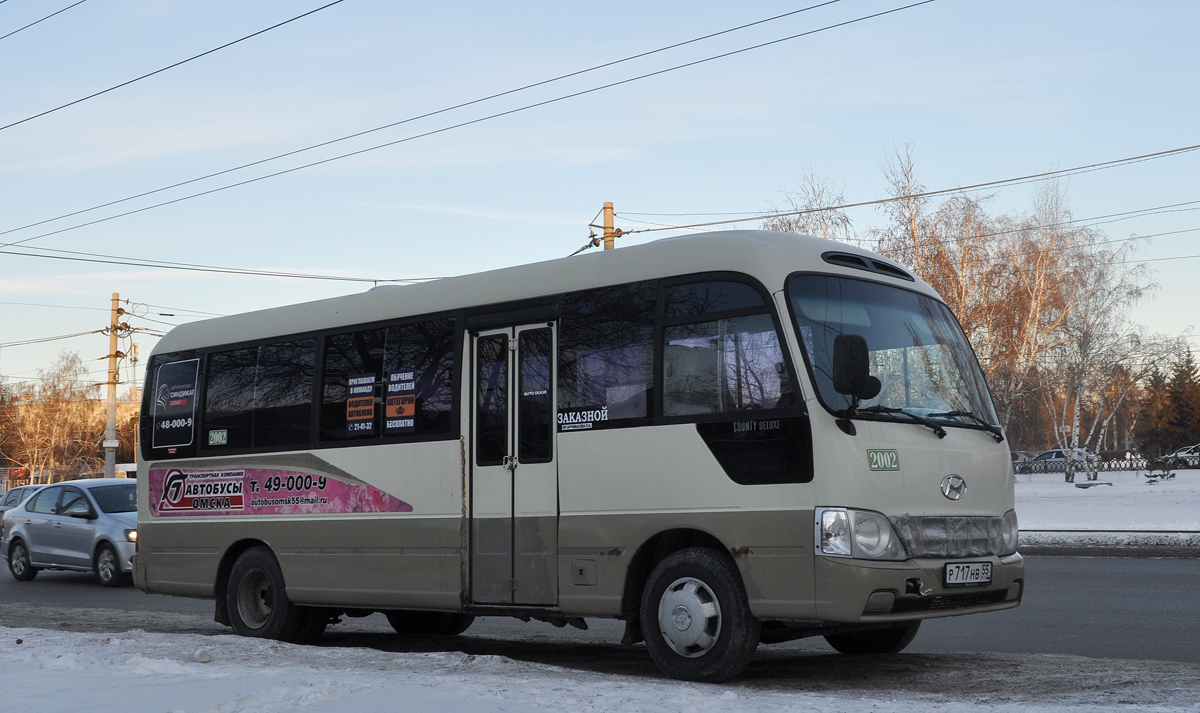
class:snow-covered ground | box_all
[3,625,1199,713]
[3,470,1197,712]
[1016,469,1200,530]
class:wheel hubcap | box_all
[657,577,722,658]
[98,550,116,581]
[235,568,274,630]
[12,547,25,575]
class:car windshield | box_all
[788,274,998,426]
[90,483,136,513]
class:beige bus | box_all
[135,230,1022,681]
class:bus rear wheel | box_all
[226,546,304,640]
[640,547,760,682]
[386,611,474,636]
[825,620,921,655]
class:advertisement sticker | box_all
[152,359,199,449]
[148,467,413,517]
[384,370,416,435]
[346,373,376,435]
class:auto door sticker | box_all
[148,467,412,516]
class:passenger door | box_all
[22,486,62,565]
[470,324,558,605]
[55,487,96,569]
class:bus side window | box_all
[558,281,656,429]
[204,339,316,450]
[663,313,790,416]
[320,317,456,442]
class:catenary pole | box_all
[603,202,615,250]
[103,292,120,478]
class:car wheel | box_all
[386,611,475,636]
[94,543,130,587]
[226,546,304,640]
[8,540,37,581]
[825,620,921,654]
[639,547,760,682]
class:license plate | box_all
[944,561,992,587]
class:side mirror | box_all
[832,334,881,400]
[66,502,95,520]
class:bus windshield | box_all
[788,274,998,427]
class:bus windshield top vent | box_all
[821,252,915,282]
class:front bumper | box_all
[813,552,1024,623]
[114,540,137,574]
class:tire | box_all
[639,547,760,682]
[386,610,475,636]
[7,540,37,582]
[824,620,921,655]
[286,607,331,644]
[94,543,130,587]
[225,546,304,640]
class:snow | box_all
[3,625,1199,713]
[1015,469,1200,531]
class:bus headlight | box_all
[1000,510,1018,556]
[816,508,907,561]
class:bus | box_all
[135,230,1022,682]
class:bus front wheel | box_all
[639,547,760,682]
[824,620,921,655]
[226,546,303,640]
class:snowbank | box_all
[1015,469,1200,531]
[2,625,1199,713]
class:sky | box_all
[1,0,1198,392]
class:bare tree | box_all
[1,352,104,483]
[761,170,855,242]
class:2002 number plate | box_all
[944,561,992,587]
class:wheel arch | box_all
[213,538,271,626]
[620,527,737,629]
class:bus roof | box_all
[150,230,934,356]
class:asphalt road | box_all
[1,557,1196,665]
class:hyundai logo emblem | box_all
[940,474,966,501]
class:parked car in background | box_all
[1026,448,1097,473]
[1008,448,1036,472]
[0,485,45,540]
[0,485,44,519]
[1,478,136,587]
[1164,444,1200,469]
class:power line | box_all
[0,300,106,312]
[132,302,225,318]
[0,0,87,43]
[0,0,935,251]
[614,145,1200,235]
[0,244,438,283]
[0,329,104,349]
[0,1,844,240]
[0,0,347,133]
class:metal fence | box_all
[1016,455,1199,474]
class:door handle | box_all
[53,522,62,528]
[502,455,518,472]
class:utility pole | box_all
[602,201,615,250]
[102,292,121,478]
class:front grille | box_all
[890,515,1007,558]
[890,589,1008,613]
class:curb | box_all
[1019,531,1200,558]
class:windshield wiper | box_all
[928,410,1004,443]
[851,405,947,439]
